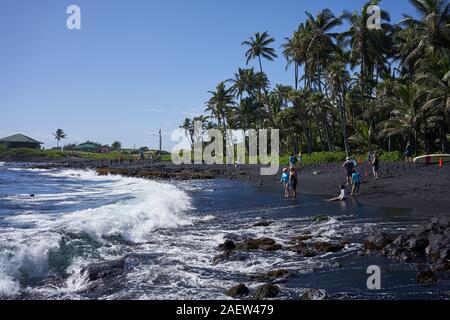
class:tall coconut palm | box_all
[305,9,342,93]
[242,31,278,73]
[400,0,450,65]
[282,24,308,90]
[205,82,235,130]
[327,61,351,154]
[53,129,67,148]
[339,1,392,98]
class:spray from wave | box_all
[0,168,193,297]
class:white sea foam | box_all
[0,169,193,295]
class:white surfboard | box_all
[413,154,450,165]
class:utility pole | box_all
[158,129,162,155]
[153,129,162,156]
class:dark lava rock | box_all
[313,215,330,222]
[253,220,274,227]
[218,240,236,251]
[289,235,314,244]
[363,231,393,251]
[81,258,126,282]
[236,238,282,251]
[433,259,450,272]
[380,215,450,270]
[253,284,280,300]
[417,269,438,284]
[314,242,345,253]
[212,250,247,265]
[300,288,328,300]
[288,243,316,257]
[251,270,292,282]
[226,284,249,298]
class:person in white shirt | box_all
[326,185,347,202]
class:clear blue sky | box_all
[0,0,416,150]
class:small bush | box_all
[379,151,403,162]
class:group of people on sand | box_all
[280,167,298,199]
[280,150,382,202]
[327,153,379,202]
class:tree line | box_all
[180,0,449,156]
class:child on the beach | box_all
[289,167,298,199]
[351,169,361,196]
[280,168,290,198]
[326,185,347,202]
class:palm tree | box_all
[339,1,392,98]
[111,141,121,151]
[400,0,450,65]
[416,54,450,152]
[205,82,235,130]
[327,61,351,154]
[378,83,421,151]
[180,118,194,149]
[53,129,67,148]
[305,8,342,93]
[242,31,278,73]
[282,24,308,90]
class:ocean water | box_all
[0,163,449,300]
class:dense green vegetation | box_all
[180,0,450,158]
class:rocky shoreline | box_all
[29,215,448,300]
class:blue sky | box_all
[0,0,417,150]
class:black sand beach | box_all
[3,153,449,217]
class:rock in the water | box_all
[288,243,316,257]
[416,269,438,284]
[314,242,344,253]
[218,240,236,251]
[253,284,280,300]
[251,270,292,282]
[253,220,274,227]
[226,284,249,298]
[300,288,328,300]
[363,231,393,251]
[313,215,330,222]
[212,250,247,265]
[236,238,282,251]
[290,235,314,243]
[81,258,126,282]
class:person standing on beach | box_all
[351,169,361,196]
[343,157,355,185]
[280,168,290,198]
[289,167,298,199]
[372,153,380,179]
[289,154,298,169]
[297,152,303,168]
[404,142,413,163]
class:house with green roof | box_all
[0,134,43,149]
[74,142,101,153]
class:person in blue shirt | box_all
[351,169,362,196]
[280,168,290,198]
[289,154,298,169]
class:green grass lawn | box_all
[1,148,404,164]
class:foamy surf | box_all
[0,167,193,297]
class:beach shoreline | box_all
[2,156,449,217]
